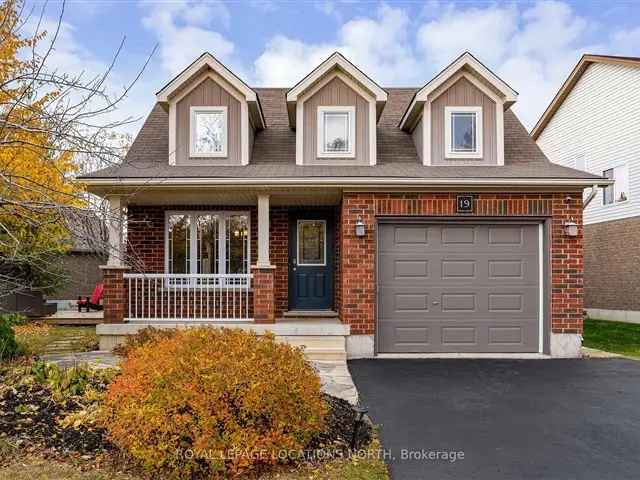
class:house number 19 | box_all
[457,195,474,213]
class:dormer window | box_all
[190,106,228,157]
[317,106,355,158]
[445,106,483,158]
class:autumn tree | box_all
[0,0,151,298]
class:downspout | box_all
[582,186,598,208]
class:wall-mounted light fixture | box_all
[564,219,578,237]
[355,216,366,237]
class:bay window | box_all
[166,211,249,285]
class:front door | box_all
[289,211,334,310]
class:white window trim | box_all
[165,210,251,279]
[316,106,356,158]
[296,219,327,267]
[444,106,483,159]
[602,164,630,207]
[189,106,228,158]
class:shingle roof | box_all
[82,87,601,182]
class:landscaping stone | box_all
[42,352,362,404]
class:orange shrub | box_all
[101,327,327,478]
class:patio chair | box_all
[77,283,104,312]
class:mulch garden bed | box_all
[0,363,371,468]
[0,364,114,462]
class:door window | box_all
[297,220,326,266]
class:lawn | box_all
[13,323,98,356]
[583,318,640,358]
[0,444,389,480]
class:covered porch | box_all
[97,186,349,358]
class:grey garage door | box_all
[377,223,541,353]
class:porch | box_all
[96,188,354,359]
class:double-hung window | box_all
[603,165,629,205]
[166,211,249,285]
[190,106,228,157]
[317,106,356,158]
[445,106,483,159]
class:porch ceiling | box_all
[112,187,342,206]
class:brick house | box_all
[533,54,640,324]
[82,52,609,358]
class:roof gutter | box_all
[80,176,613,188]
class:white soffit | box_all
[399,52,518,131]
[156,52,265,129]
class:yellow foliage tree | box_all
[0,0,82,293]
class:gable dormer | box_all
[400,52,517,166]
[156,53,265,166]
[286,52,387,166]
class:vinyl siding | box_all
[537,63,640,225]
[430,77,497,165]
[303,76,370,166]
[176,77,243,165]
[412,117,423,163]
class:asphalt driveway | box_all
[349,358,640,480]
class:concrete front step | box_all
[96,320,350,362]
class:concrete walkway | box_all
[41,351,359,404]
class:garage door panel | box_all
[378,223,541,353]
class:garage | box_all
[377,222,542,353]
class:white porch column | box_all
[256,194,272,268]
[105,195,126,267]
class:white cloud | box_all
[254,4,419,86]
[141,0,235,76]
[24,13,154,136]
[417,5,518,67]
[415,0,613,128]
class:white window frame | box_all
[189,106,228,158]
[317,106,356,158]
[165,210,250,283]
[602,164,630,206]
[296,219,327,267]
[444,106,483,159]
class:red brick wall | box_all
[583,216,640,311]
[270,208,289,317]
[253,267,275,323]
[340,192,584,336]
[101,267,128,323]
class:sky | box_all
[29,0,640,135]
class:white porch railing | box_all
[123,273,253,322]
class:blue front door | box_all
[289,211,334,310]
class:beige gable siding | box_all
[537,62,640,225]
[176,77,243,165]
[303,76,370,165]
[412,117,423,163]
[430,77,497,165]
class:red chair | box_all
[77,283,104,312]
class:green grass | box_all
[14,325,98,356]
[583,318,640,358]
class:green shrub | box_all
[0,318,19,360]
[112,326,177,357]
[101,327,327,478]
[0,313,28,326]
[30,360,116,400]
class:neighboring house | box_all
[532,54,640,323]
[80,51,607,359]
[51,213,108,307]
